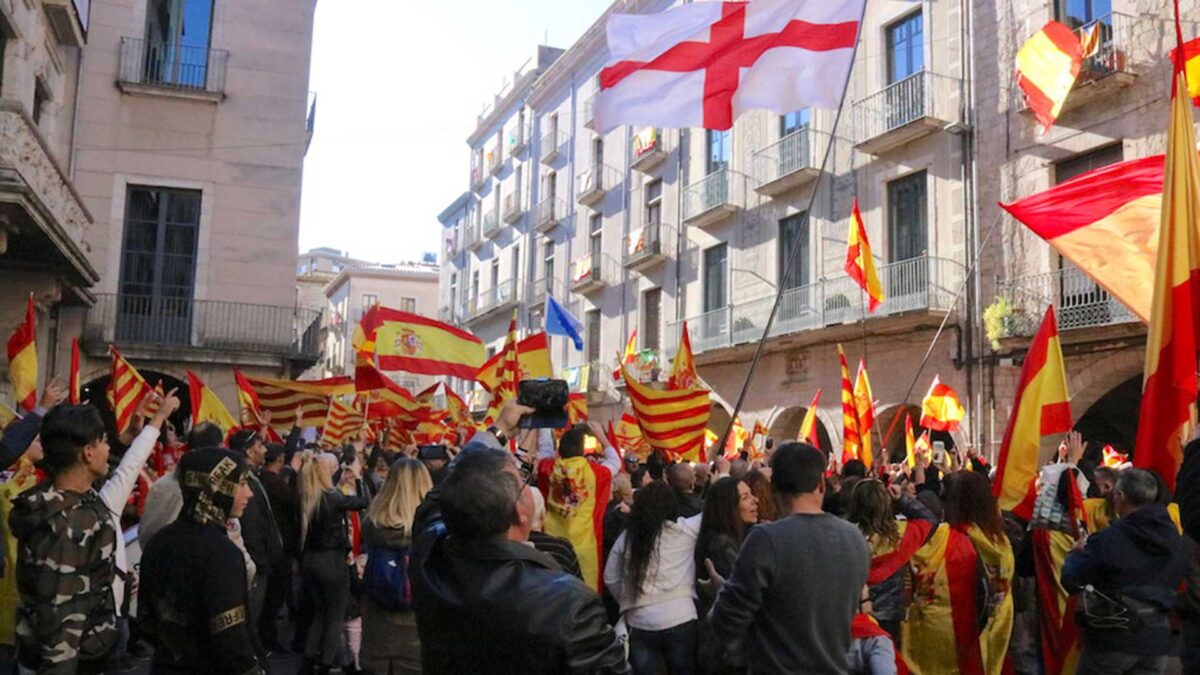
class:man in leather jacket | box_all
[410,436,629,674]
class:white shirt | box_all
[100,425,160,615]
[604,514,703,631]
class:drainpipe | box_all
[959,0,984,454]
[68,49,83,180]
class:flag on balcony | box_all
[905,413,917,469]
[920,375,965,432]
[477,332,553,392]
[320,397,366,447]
[845,200,885,312]
[594,0,865,132]
[545,295,584,351]
[69,337,80,405]
[1015,21,1083,131]
[187,370,238,432]
[1171,36,1200,105]
[622,365,710,462]
[992,307,1073,512]
[853,359,876,467]
[6,295,36,412]
[1134,38,1200,492]
[838,345,860,464]
[356,304,486,380]
[245,375,353,429]
[799,388,821,446]
[108,347,153,434]
[613,329,638,381]
[668,322,699,390]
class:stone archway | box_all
[1074,374,1141,460]
[82,369,192,438]
[1067,349,1144,424]
[876,404,923,464]
[768,405,833,454]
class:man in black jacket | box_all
[228,429,284,651]
[411,446,628,674]
[1063,468,1187,675]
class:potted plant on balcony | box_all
[983,296,1030,350]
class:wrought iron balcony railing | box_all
[851,70,960,153]
[464,278,520,321]
[682,168,743,227]
[624,222,670,271]
[997,265,1138,338]
[751,125,820,195]
[535,196,566,233]
[540,129,567,163]
[118,37,228,96]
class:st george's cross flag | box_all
[594,0,865,132]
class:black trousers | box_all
[301,550,350,667]
[259,561,293,650]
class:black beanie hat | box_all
[178,447,249,526]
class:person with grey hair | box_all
[527,485,583,580]
[1062,468,1187,675]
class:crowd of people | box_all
[0,380,1196,675]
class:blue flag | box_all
[545,295,584,351]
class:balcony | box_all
[576,164,620,207]
[508,120,530,155]
[534,196,566,233]
[462,218,483,251]
[82,294,322,365]
[43,0,88,47]
[526,277,558,308]
[487,147,504,176]
[1063,13,1139,110]
[752,126,820,196]
[540,129,567,163]
[582,92,597,130]
[502,192,523,224]
[571,252,616,294]
[997,265,1138,338]
[631,127,668,173]
[470,165,486,192]
[665,256,965,356]
[464,278,520,323]
[613,349,665,387]
[682,168,742,228]
[624,222,670,272]
[117,37,229,102]
[482,209,501,238]
[852,70,961,155]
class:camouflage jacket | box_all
[9,483,118,674]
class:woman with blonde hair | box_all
[299,451,369,674]
[360,457,433,675]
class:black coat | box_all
[260,469,301,560]
[240,471,283,571]
[411,524,629,674]
[303,488,369,553]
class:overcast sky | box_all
[298,0,614,263]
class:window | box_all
[703,244,728,312]
[401,297,416,313]
[781,109,811,137]
[642,288,662,352]
[550,113,558,139]
[449,272,458,308]
[888,172,927,262]
[362,294,378,316]
[1056,143,1123,183]
[545,171,557,202]
[490,258,500,288]
[511,245,520,284]
[471,270,480,302]
[706,130,730,174]
[590,214,603,262]
[645,179,662,226]
[543,241,555,281]
[117,186,202,343]
[0,32,6,96]
[1055,0,1111,28]
[886,12,924,83]
[586,310,601,362]
[592,136,604,171]
[32,79,50,126]
[144,0,216,88]
[779,213,809,291]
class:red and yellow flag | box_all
[1016,21,1083,131]
[234,369,264,427]
[612,329,638,381]
[1170,36,1200,106]
[1134,38,1200,492]
[992,307,1073,512]
[668,322,699,390]
[853,359,876,467]
[623,365,710,462]
[799,388,821,447]
[245,375,353,429]
[905,413,917,469]
[444,384,474,432]
[108,347,153,433]
[536,452,613,592]
[484,313,520,425]
[838,345,860,464]
[187,370,237,431]
[6,295,36,412]
[845,200,885,312]
[920,375,965,432]
[68,338,81,405]
[357,305,485,379]
[724,416,750,459]
[320,397,366,447]
[615,412,650,459]
[476,332,553,391]
[567,392,588,426]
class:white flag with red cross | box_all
[595,0,865,132]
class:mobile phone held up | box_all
[932,440,947,467]
[517,378,570,429]
[417,445,449,461]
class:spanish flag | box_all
[667,321,699,390]
[724,416,750,459]
[108,347,153,434]
[536,446,613,592]
[853,359,876,467]
[615,412,650,459]
[245,375,353,429]
[905,412,917,469]
[443,384,474,432]
[1134,32,1200,492]
[612,329,638,381]
[68,338,80,405]
[6,295,36,412]
[1016,21,1083,131]
[187,370,237,431]
[798,388,821,447]
[623,365,710,462]
[355,360,425,422]
[920,375,965,432]
[845,200,885,312]
[234,369,264,427]
[1171,36,1200,105]
[902,523,989,675]
[838,345,860,464]
[992,307,1073,512]
[0,401,17,429]
[1032,528,1083,675]
[567,392,588,425]
[357,305,485,379]
[476,331,553,391]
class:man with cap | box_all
[139,448,265,674]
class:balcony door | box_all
[702,244,728,342]
[1056,0,1111,28]
[885,12,924,130]
[887,171,928,298]
[779,212,810,319]
[117,186,201,344]
[144,0,215,88]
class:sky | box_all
[298,0,615,263]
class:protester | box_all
[667,462,703,517]
[229,428,285,649]
[846,587,898,675]
[693,462,712,498]
[605,480,702,675]
[743,469,778,523]
[360,456,432,675]
[1062,468,1187,675]
[529,484,584,579]
[694,476,757,674]
[258,441,301,652]
[138,448,264,674]
[139,421,225,545]
[706,442,869,675]
[603,473,634,562]
[0,421,42,672]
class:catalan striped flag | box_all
[838,345,860,464]
[1171,36,1200,105]
[798,388,821,447]
[68,338,81,405]
[920,375,965,432]
[355,360,423,422]
[357,304,486,379]
[320,397,366,447]
[108,347,153,433]
[1016,21,1083,131]
[905,413,917,469]
[992,307,1073,512]
[6,295,36,412]
[622,365,710,462]
[484,313,520,426]
[853,359,876,467]
[245,375,353,429]
[476,332,553,392]
[187,370,238,432]
[1134,30,1200,492]
[845,200,885,312]
[667,322,699,390]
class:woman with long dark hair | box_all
[694,477,757,674]
[742,469,777,523]
[604,480,703,675]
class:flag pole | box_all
[719,0,870,452]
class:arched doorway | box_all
[82,370,191,440]
[876,404,923,464]
[1074,375,1140,461]
[768,405,832,454]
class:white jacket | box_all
[100,425,160,615]
[604,514,702,624]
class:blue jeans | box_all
[628,620,697,675]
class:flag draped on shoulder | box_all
[667,322,699,390]
[187,370,238,431]
[1016,21,1082,131]
[853,359,876,467]
[838,345,860,464]
[595,0,865,132]
[623,366,710,462]
[1134,26,1200,492]
[357,305,485,379]
[799,388,821,446]
[992,307,1073,512]
[846,200,884,312]
[6,295,36,412]
[920,375,965,432]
